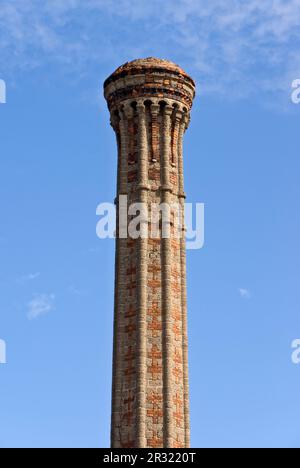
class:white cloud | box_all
[238,288,251,299]
[18,272,40,283]
[68,285,86,295]
[0,1,299,99]
[27,293,55,320]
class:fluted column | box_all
[136,102,148,447]
[111,109,129,447]
[150,103,160,162]
[178,112,190,447]
[172,110,181,167]
[161,104,174,447]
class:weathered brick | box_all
[104,57,195,448]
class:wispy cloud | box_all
[17,272,40,283]
[68,285,87,296]
[27,293,55,320]
[0,1,299,100]
[238,288,251,299]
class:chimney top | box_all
[104,57,195,111]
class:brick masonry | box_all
[104,57,195,448]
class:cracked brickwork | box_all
[104,57,195,448]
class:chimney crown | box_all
[104,57,195,112]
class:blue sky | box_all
[0,0,300,448]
